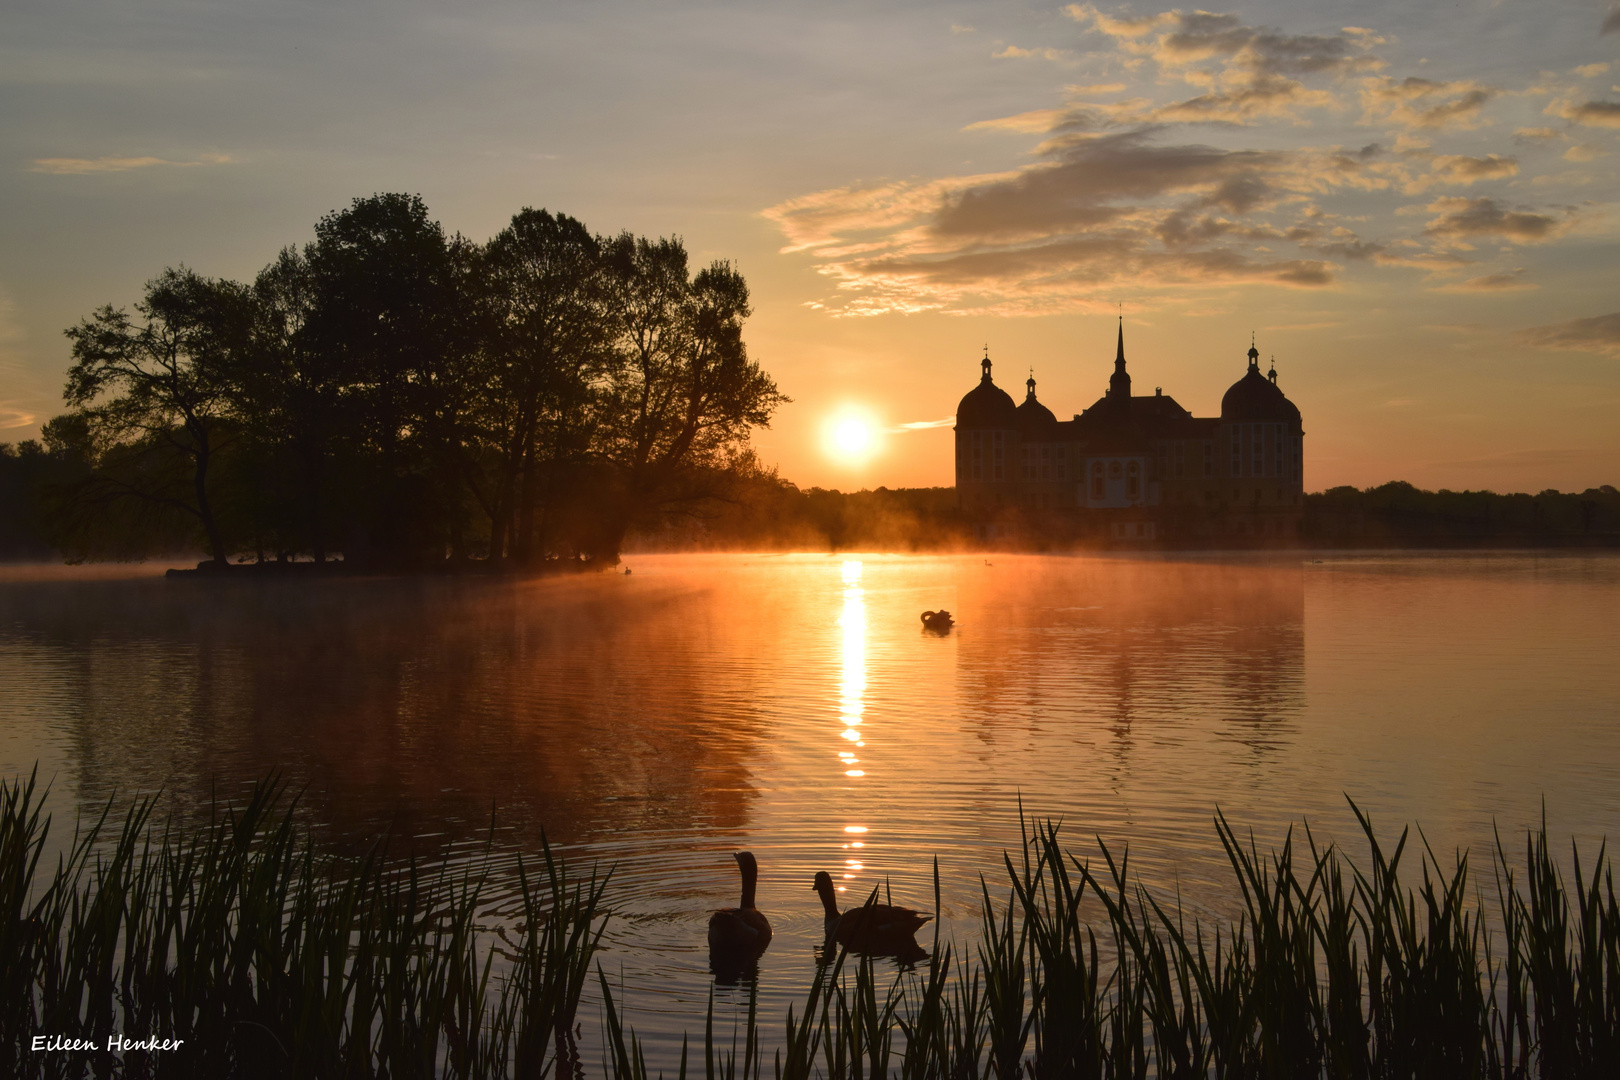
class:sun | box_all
[823,410,882,466]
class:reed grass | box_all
[0,769,609,1079]
[3,768,1617,1078]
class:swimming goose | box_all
[812,871,931,951]
[708,852,772,958]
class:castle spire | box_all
[1108,315,1131,404]
[980,343,993,383]
[1026,368,1037,401]
[1247,333,1260,372]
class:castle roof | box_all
[1221,345,1301,427]
[1015,373,1059,435]
[956,351,1017,429]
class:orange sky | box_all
[2,1,1617,493]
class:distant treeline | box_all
[5,194,784,569]
[625,478,1620,551]
[4,464,1618,560]
[1302,481,1620,548]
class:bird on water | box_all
[709,851,772,959]
[812,870,931,952]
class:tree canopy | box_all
[43,195,787,569]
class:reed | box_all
[0,771,609,1079]
[3,770,1618,1078]
[607,802,1618,1080]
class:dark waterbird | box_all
[812,870,931,957]
[709,851,771,979]
[921,609,954,633]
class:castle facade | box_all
[954,324,1304,542]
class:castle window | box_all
[993,431,1004,480]
[1127,460,1140,498]
[1109,460,1123,480]
[1204,442,1214,477]
[1091,461,1105,501]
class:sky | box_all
[2,0,1618,493]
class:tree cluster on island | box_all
[23,194,787,570]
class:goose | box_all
[921,610,954,633]
[812,871,931,952]
[708,852,772,959]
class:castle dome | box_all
[956,351,1017,429]
[1221,343,1300,426]
[1015,373,1058,434]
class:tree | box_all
[60,267,253,565]
[300,193,474,566]
[475,209,617,564]
[594,236,787,557]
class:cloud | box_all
[1059,7,1383,127]
[761,173,1006,254]
[964,109,1071,134]
[1422,196,1571,243]
[1603,6,1620,35]
[1069,6,1379,78]
[994,45,1072,62]
[1546,97,1620,128]
[1372,251,1473,273]
[30,152,233,175]
[1434,268,1536,292]
[1360,77,1496,129]
[0,406,35,430]
[1515,311,1620,356]
[1402,153,1519,192]
[764,126,1354,315]
[892,417,957,431]
[767,10,1592,317]
[1573,63,1610,78]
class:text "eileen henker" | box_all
[33,1035,185,1052]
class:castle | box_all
[954,323,1304,543]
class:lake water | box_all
[3,551,1619,1061]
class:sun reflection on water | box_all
[838,559,867,892]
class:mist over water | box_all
[3,552,1618,1062]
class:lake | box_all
[3,551,1618,1061]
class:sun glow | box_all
[823,410,882,466]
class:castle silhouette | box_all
[954,322,1303,543]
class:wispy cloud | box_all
[1515,311,1620,356]
[29,152,233,175]
[1434,268,1536,292]
[994,45,1072,62]
[0,406,36,430]
[1402,153,1518,193]
[891,417,956,431]
[1360,77,1496,130]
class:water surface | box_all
[3,552,1618,1058]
